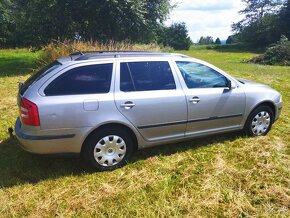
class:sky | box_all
[166,0,245,42]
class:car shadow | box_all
[0,131,244,188]
[131,131,244,162]
[0,137,86,188]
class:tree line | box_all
[0,0,191,50]
[197,0,289,47]
[232,0,290,47]
[198,36,224,45]
[1,0,288,50]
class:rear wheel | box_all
[244,105,274,136]
[82,127,134,171]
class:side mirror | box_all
[223,80,232,92]
[227,80,232,89]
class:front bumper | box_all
[15,118,81,154]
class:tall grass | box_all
[39,40,170,64]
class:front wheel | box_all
[244,105,274,136]
[82,127,134,171]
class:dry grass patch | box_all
[40,40,166,64]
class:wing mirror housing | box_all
[224,79,235,91]
[227,80,232,89]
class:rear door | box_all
[114,60,187,142]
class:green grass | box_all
[0,49,289,217]
[189,44,266,53]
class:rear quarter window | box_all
[44,63,113,96]
[20,61,61,95]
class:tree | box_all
[215,38,221,44]
[160,22,192,50]
[198,36,214,44]
[0,0,14,46]
[232,0,286,46]
[2,0,174,47]
[280,0,290,39]
[236,0,283,26]
[226,36,234,44]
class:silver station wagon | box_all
[15,52,282,171]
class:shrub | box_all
[205,44,222,50]
[160,23,192,50]
[39,40,165,64]
[249,35,290,66]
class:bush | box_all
[205,44,222,50]
[249,35,290,66]
[39,40,165,64]
[160,23,192,50]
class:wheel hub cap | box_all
[93,135,126,167]
[251,111,271,136]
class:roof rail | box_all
[70,50,151,56]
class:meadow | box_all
[0,47,289,217]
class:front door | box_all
[175,61,246,136]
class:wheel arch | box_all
[252,101,276,118]
[81,123,139,154]
[244,100,276,128]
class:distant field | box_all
[0,48,289,217]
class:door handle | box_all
[189,97,200,104]
[120,101,135,109]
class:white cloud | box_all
[176,0,238,11]
[166,0,245,42]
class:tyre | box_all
[244,105,274,136]
[82,127,134,171]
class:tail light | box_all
[20,98,40,126]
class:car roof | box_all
[56,51,191,63]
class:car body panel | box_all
[15,53,282,154]
[183,87,245,134]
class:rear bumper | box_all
[15,118,82,154]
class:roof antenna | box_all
[51,39,84,55]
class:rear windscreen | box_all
[20,61,61,95]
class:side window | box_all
[176,61,229,89]
[44,63,113,96]
[120,61,176,92]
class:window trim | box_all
[116,59,181,93]
[39,61,116,97]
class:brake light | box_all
[20,98,40,126]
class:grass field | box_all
[0,48,289,217]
